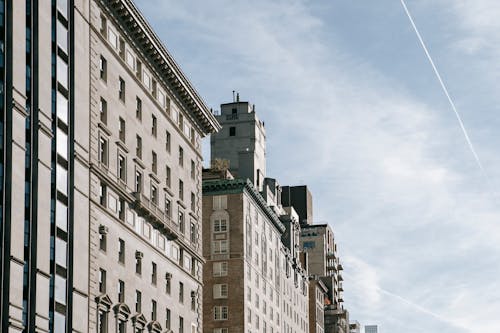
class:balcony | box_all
[338,263,343,270]
[326,252,336,259]
[338,273,344,281]
[131,192,179,240]
[338,283,344,291]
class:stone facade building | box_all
[203,100,309,333]
[0,0,219,332]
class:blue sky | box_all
[135,1,500,332]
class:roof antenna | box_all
[232,90,235,102]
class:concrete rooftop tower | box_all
[211,95,266,190]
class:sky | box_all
[135,1,500,332]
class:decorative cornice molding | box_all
[203,179,286,233]
[100,0,221,135]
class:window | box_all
[98,268,106,293]
[214,329,228,333]
[119,117,126,142]
[303,241,315,249]
[213,284,228,299]
[135,290,142,313]
[229,126,236,136]
[179,316,184,333]
[151,184,158,205]
[135,252,142,275]
[99,229,107,251]
[118,154,126,182]
[213,240,228,254]
[118,280,125,302]
[178,146,183,167]
[190,222,196,243]
[136,135,142,159]
[191,192,196,213]
[152,262,157,285]
[151,300,157,321]
[213,262,228,277]
[190,160,195,179]
[214,306,228,320]
[135,170,142,193]
[166,165,171,188]
[214,219,228,233]
[152,151,157,174]
[152,115,157,137]
[178,180,184,201]
[165,198,171,218]
[118,198,125,221]
[165,131,171,153]
[178,210,185,233]
[99,137,108,166]
[119,77,125,101]
[191,291,196,311]
[136,97,142,120]
[99,182,107,206]
[118,239,125,263]
[165,274,171,294]
[99,56,107,81]
[165,308,171,330]
[98,309,108,333]
[100,98,107,124]
[179,282,184,303]
[100,14,107,35]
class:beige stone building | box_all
[0,0,219,332]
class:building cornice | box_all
[101,0,221,135]
[203,179,286,233]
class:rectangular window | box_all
[165,198,171,218]
[118,280,125,302]
[152,151,157,174]
[136,253,142,275]
[152,115,157,137]
[136,97,142,120]
[165,308,171,330]
[190,222,196,243]
[165,276,171,294]
[214,306,228,320]
[213,240,228,254]
[151,300,157,321]
[229,126,236,136]
[213,284,228,299]
[99,231,107,251]
[179,146,184,167]
[100,98,107,124]
[178,210,185,233]
[118,154,126,182]
[119,117,126,142]
[119,77,125,101]
[135,170,143,193]
[213,262,228,277]
[99,182,107,207]
[179,282,184,303]
[190,160,195,179]
[99,56,107,81]
[166,165,171,188]
[152,262,157,285]
[99,268,106,293]
[118,198,125,221]
[135,290,142,313]
[191,192,195,212]
[214,219,228,233]
[118,238,125,263]
[99,137,108,166]
[166,131,171,153]
[151,184,158,205]
[179,317,184,333]
[179,180,184,201]
[136,135,142,159]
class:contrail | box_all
[400,0,490,183]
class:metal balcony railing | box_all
[131,191,179,240]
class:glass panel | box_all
[54,311,66,332]
[56,238,67,268]
[56,164,67,195]
[57,56,68,89]
[55,275,67,305]
[56,128,67,159]
[56,91,68,124]
[57,21,67,53]
[56,0,68,18]
[56,200,67,232]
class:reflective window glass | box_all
[57,91,68,124]
[55,275,67,305]
[56,164,67,195]
[57,128,67,159]
[57,57,68,89]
